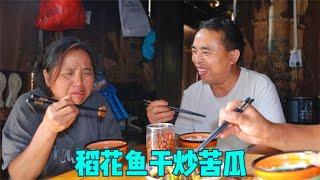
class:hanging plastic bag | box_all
[142,29,156,61]
[99,84,129,121]
[118,0,151,37]
[35,0,86,31]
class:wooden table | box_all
[50,144,269,180]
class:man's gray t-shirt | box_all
[175,67,285,151]
[2,88,122,177]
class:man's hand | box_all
[218,100,275,146]
[146,100,175,123]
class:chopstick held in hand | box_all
[27,94,107,114]
[194,97,254,153]
[143,99,206,118]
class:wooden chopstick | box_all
[27,94,107,113]
[194,97,254,153]
[143,99,206,118]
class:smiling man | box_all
[146,17,285,151]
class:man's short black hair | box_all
[199,17,244,62]
[34,37,95,96]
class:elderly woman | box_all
[2,37,122,179]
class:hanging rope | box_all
[231,0,237,21]
[148,0,151,18]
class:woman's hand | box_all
[146,100,175,123]
[42,95,79,133]
[218,100,275,145]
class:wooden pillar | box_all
[153,1,183,106]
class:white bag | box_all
[118,0,151,37]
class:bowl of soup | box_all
[252,151,320,180]
[178,132,217,149]
[85,139,128,154]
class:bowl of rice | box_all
[85,139,128,154]
[252,151,320,179]
[178,132,217,149]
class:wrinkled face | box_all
[44,49,94,105]
[191,29,237,85]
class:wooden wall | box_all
[0,1,184,124]
[0,0,319,102]
[300,0,320,96]
[0,1,153,91]
[237,0,320,98]
[0,1,39,72]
